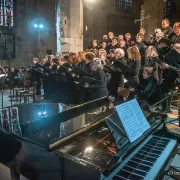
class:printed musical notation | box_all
[115,99,150,143]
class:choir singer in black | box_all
[85,58,108,100]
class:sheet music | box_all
[115,99,150,143]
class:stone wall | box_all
[83,0,143,49]
[56,0,83,54]
[143,0,164,41]
[1,0,56,67]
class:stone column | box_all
[56,0,83,54]
[143,0,164,41]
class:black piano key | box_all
[156,143,167,148]
[123,165,147,177]
[145,144,164,151]
[139,150,160,158]
[135,153,146,159]
[123,165,134,172]
[129,174,144,180]
[137,164,151,172]
[113,176,125,180]
[139,150,148,155]
[151,150,162,155]
[148,141,157,145]
[131,157,154,167]
[144,156,157,163]
[117,170,131,179]
[159,139,170,143]
[141,147,151,152]
[126,161,139,168]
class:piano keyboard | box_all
[104,135,176,180]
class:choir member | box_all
[107,32,115,44]
[32,58,42,96]
[101,41,108,52]
[77,51,86,70]
[108,48,125,97]
[172,22,180,43]
[119,40,127,56]
[144,46,160,83]
[135,34,147,66]
[124,46,141,88]
[130,67,158,105]
[87,58,108,100]
[103,35,108,42]
[173,43,180,53]
[88,40,100,50]
[162,19,174,38]
[85,52,95,74]
[117,35,124,43]
[125,33,134,47]
[153,32,169,60]
[108,39,119,52]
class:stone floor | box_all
[0,89,34,109]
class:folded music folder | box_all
[160,37,174,46]
[112,60,130,71]
[71,67,89,77]
[79,76,97,85]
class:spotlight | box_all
[38,112,42,116]
[43,111,47,115]
[39,24,44,29]
[34,24,38,28]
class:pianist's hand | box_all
[71,73,75,77]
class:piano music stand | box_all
[105,113,128,150]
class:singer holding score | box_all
[84,58,108,100]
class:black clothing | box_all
[84,63,92,75]
[89,68,108,100]
[77,60,86,70]
[32,63,42,95]
[135,41,147,66]
[124,60,141,88]
[144,56,161,82]
[153,40,170,60]
[108,58,125,96]
[162,26,174,38]
[172,34,180,43]
[134,77,158,105]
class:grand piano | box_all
[0,97,179,180]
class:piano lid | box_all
[47,103,163,171]
[2,97,110,147]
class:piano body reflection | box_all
[0,98,179,180]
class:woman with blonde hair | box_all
[77,51,86,69]
[124,46,141,88]
[172,22,180,43]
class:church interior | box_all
[0,0,180,179]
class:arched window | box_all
[0,0,14,27]
[163,0,173,19]
[116,0,133,12]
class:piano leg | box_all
[10,169,20,180]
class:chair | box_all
[24,92,35,103]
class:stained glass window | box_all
[0,0,13,27]
[116,0,133,12]
[163,0,172,18]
